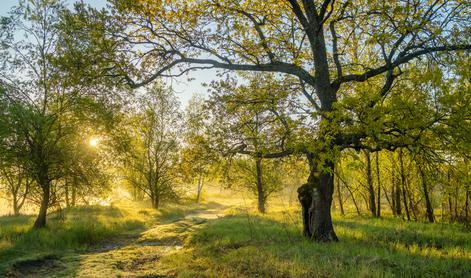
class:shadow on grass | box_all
[162,213,471,278]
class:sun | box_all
[89,138,99,147]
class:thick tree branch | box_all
[329,21,342,81]
[334,44,471,85]
[238,148,294,159]
[126,58,316,89]
[286,0,309,29]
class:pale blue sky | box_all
[0,0,216,107]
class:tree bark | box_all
[454,182,458,221]
[447,168,453,222]
[33,181,50,229]
[390,153,402,216]
[418,166,434,223]
[399,149,410,220]
[364,150,376,217]
[65,182,70,208]
[375,152,381,217]
[298,153,338,242]
[71,177,77,207]
[336,172,344,216]
[196,174,203,204]
[309,159,338,241]
[391,169,396,216]
[298,183,312,237]
[394,173,402,216]
[255,158,265,213]
[465,186,469,224]
[13,197,20,216]
[448,195,453,222]
[152,195,160,209]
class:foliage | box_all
[120,84,182,208]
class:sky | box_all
[0,0,217,107]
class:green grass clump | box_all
[162,211,471,278]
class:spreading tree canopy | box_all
[59,0,470,241]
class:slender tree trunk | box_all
[255,158,265,213]
[408,184,417,221]
[394,177,402,216]
[466,160,470,224]
[341,176,361,215]
[448,195,453,222]
[399,149,410,220]
[364,150,376,217]
[196,174,203,204]
[375,152,381,217]
[152,194,160,209]
[402,184,410,221]
[391,170,396,216]
[448,169,453,222]
[71,177,77,207]
[16,178,30,216]
[465,186,469,224]
[419,166,434,223]
[336,172,344,216]
[12,196,20,216]
[454,183,458,221]
[383,183,393,213]
[34,181,50,229]
[132,185,137,201]
[65,182,70,208]
[391,153,402,216]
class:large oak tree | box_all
[60,0,470,241]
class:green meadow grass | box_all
[0,196,470,277]
[162,210,471,278]
[0,200,204,276]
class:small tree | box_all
[224,156,284,212]
[0,0,111,227]
[180,94,218,203]
[207,74,296,212]
[122,84,181,209]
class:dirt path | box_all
[69,207,223,277]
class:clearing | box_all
[1,190,470,277]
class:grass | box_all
[0,191,470,277]
[0,200,204,276]
[161,209,471,278]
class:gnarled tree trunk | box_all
[298,153,338,242]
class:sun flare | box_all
[89,138,99,147]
